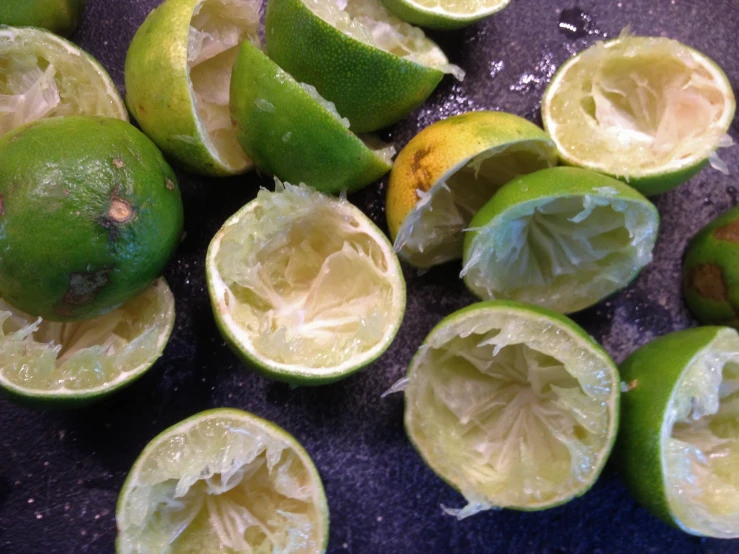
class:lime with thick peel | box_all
[265,0,464,133]
[382,0,510,29]
[0,0,86,37]
[0,116,184,322]
[206,182,406,385]
[618,326,739,538]
[684,206,739,328]
[230,41,394,194]
[401,300,619,516]
[387,111,558,268]
[125,0,260,176]
[0,278,174,406]
[460,167,659,314]
[116,408,329,553]
[542,33,736,196]
[0,26,126,136]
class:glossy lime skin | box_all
[0,0,86,36]
[684,206,739,328]
[0,117,184,321]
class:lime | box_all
[0,116,184,321]
[265,0,463,133]
[230,40,393,194]
[0,0,86,37]
[116,408,329,553]
[401,300,619,516]
[460,167,659,314]
[125,0,260,176]
[386,111,558,268]
[542,33,736,196]
[0,278,174,406]
[206,182,406,385]
[0,25,127,136]
[618,326,739,538]
[382,0,510,29]
[684,206,739,328]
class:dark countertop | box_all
[1,0,739,552]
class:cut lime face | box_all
[381,0,511,29]
[116,408,329,553]
[542,34,736,195]
[461,167,659,314]
[206,182,406,385]
[403,301,619,515]
[0,278,174,404]
[0,26,126,136]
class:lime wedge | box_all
[386,111,558,268]
[382,0,510,29]
[206,182,406,385]
[0,0,87,37]
[265,0,463,132]
[461,167,660,314]
[0,278,174,405]
[116,408,329,553]
[618,326,739,538]
[542,33,736,195]
[402,300,619,516]
[0,26,127,136]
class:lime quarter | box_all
[0,0,87,37]
[382,0,510,29]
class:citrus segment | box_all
[381,0,510,29]
[461,167,659,313]
[403,301,619,515]
[116,408,329,553]
[0,0,87,37]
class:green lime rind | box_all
[230,40,392,194]
[0,0,86,37]
[684,206,739,328]
[265,0,445,133]
[381,0,510,29]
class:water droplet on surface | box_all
[558,8,598,39]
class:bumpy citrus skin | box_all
[265,0,445,133]
[0,117,184,322]
[381,0,510,30]
[0,0,86,36]
[684,206,739,327]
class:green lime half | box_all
[402,300,619,516]
[0,25,126,136]
[542,34,736,195]
[0,278,174,406]
[461,167,659,314]
[382,0,510,29]
[206,182,406,385]
[0,0,86,37]
[618,326,739,538]
[116,408,329,553]
[265,0,463,133]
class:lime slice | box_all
[0,26,127,136]
[618,326,739,538]
[125,0,260,176]
[0,278,174,406]
[542,33,736,196]
[265,0,463,133]
[206,182,406,385]
[381,0,510,29]
[386,111,558,268]
[461,166,659,314]
[230,40,394,194]
[116,408,329,553]
[401,300,619,516]
[0,0,87,37]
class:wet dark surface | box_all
[1,0,739,552]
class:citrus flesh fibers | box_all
[206,182,405,385]
[230,40,394,194]
[0,26,126,136]
[0,0,87,37]
[403,301,619,516]
[387,111,558,268]
[461,167,659,314]
[381,0,510,29]
[116,408,329,553]
[125,0,259,176]
[618,327,739,538]
[0,116,184,322]
[542,34,736,195]
[0,279,174,405]
[265,0,464,132]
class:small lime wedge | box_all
[0,0,87,37]
[382,0,510,29]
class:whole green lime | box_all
[0,0,87,37]
[0,116,184,321]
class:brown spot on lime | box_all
[714,220,739,242]
[108,198,133,223]
[690,264,728,302]
[410,146,433,192]
[165,178,175,191]
[54,267,113,317]
[113,159,125,169]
